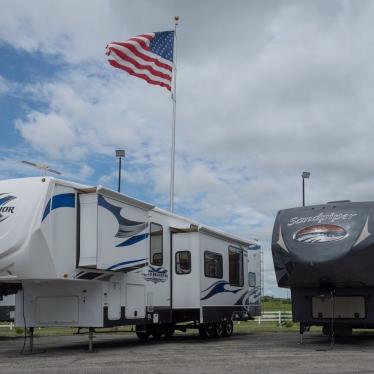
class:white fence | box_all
[0,313,293,331]
[255,311,293,325]
[0,322,13,330]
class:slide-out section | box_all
[78,188,153,272]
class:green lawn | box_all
[0,321,314,338]
[262,297,292,312]
[0,325,134,338]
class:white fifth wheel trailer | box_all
[0,177,259,349]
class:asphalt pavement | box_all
[1,331,374,373]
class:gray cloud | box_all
[2,0,374,295]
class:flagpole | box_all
[170,16,179,213]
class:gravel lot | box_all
[1,331,374,374]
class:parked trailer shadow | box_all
[2,333,234,356]
[4,331,374,357]
[299,331,374,350]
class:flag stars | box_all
[150,31,174,62]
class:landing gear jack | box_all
[299,323,305,344]
[29,327,34,352]
[88,327,95,352]
[21,327,45,355]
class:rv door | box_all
[172,232,199,309]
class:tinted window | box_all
[150,223,163,266]
[204,251,223,278]
[175,251,191,274]
[229,246,244,287]
[249,272,256,287]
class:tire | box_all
[323,324,352,337]
[322,325,331,337]
[214,322,225,338]
[136,325,150,340]
[199,323,215,338]
[150,326,163,339]
[222,321,233,337]
[163,326,175,338]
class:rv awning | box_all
[77,185,154,211]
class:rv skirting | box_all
[103,306,173,327]
[103,306,246,327]
[202,306,247,323]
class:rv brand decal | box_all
[143,266,168,284]
[293,224,347,243]
[288,212,357,227]
[0,194,16,223]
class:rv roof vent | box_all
[326,200,351,204]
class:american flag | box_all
[106,31,174,91]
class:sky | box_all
[1,0,374,297]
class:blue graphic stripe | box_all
[148,265,167,274]
[98,195,144,227]
[98,195,148,238]
[0,195,16,206]
[42,193,75,221]
[200,280,242,300]
[235,290,249,305]
[116,233,149,247]
[107,258,147,271]
[248,244,261,251]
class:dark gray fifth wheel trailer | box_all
[272,200,374,337]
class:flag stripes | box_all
[106,31,174,91]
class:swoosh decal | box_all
[201,280,242,300]
[98,195,148,238]
[107,258,147,271]
[42,193,75,221]
[116,233,149,247]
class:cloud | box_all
[0,76,10,95]
[15,111,76,158]
[3,0,374,296]
[0,0,123,63]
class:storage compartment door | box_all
[35,296,79,324]
[312,296,366,319]
[125,284,145,319]
[108,282,121,320]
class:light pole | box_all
[302,171,310,207]
[115,150,125,193]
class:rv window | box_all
[249,272,256,287]
[204,251,223,279]
[229,246,244,287]
[175,251,191,274]
[150,223,163,266]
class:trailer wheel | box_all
[214,322,225,338]
[163,326,175,338]
[222,321,233,337]
[322,324,352,337]
[199,323,215,338]
[150,326,163,339]
[135,325,150,340]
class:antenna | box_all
[21,160,62,176]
